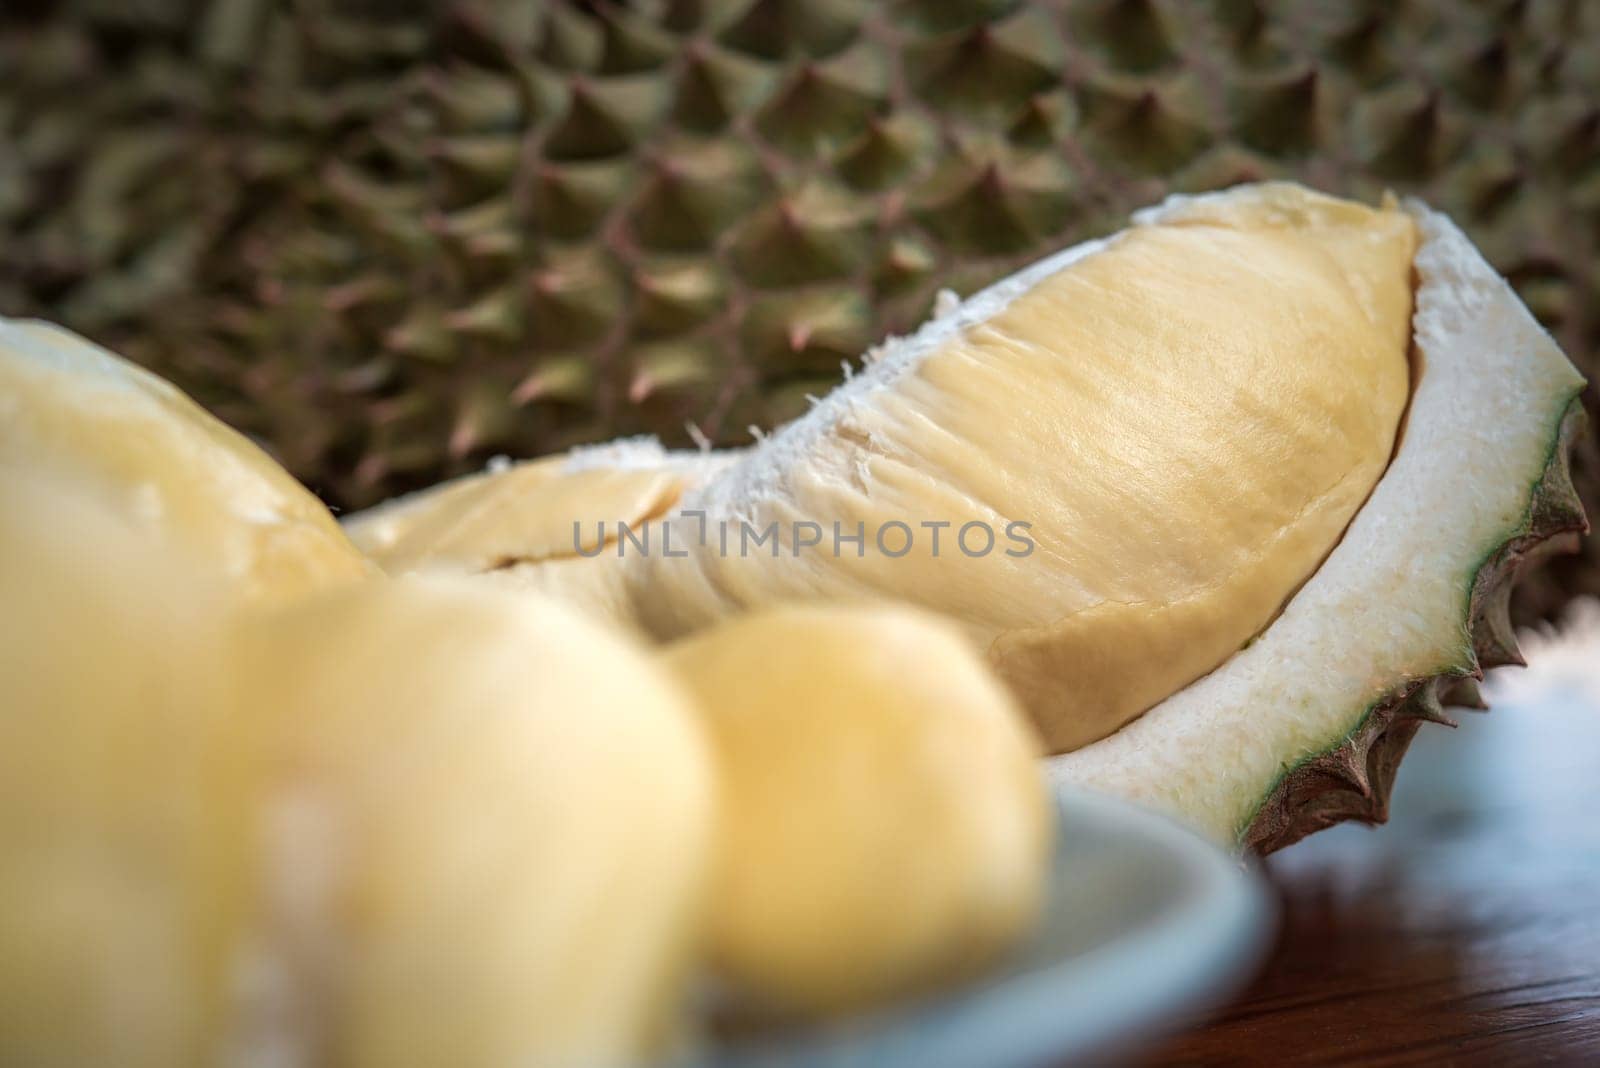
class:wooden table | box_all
[1142,625,1600,1066]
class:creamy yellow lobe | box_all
[0,319,370,604]
[637,184,1416,752]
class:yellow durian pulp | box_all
[0,473,249,1068]
[0,344,717,1065]
[344,454,675,565]
[341,183,1420,755]
[666,603,1050,1014]
[631,184,1417,752]
[0,318,370,604]
[344,444,741,634]
[0,484,716,1067]
[230,578,716,1068]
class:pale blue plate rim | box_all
[677,784,1273,1068]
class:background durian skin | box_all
[0,0,1595,619]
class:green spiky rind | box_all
[1,2,1596,627]
[1240,394,1589,855]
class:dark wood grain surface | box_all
[1141,622,1600,1066]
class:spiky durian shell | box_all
[1244,398,1588,853]
[0,0,1595,616]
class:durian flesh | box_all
[0,477,717,1068]
[343,181,1587,853]
[0,352,717,1066]
[346,439,740,633]
[666,603,1049,1014]
[2,388,1047,1056]
[231,578,716,1068]
[0,319,371,604]
[1051,200,1587,848]
[344,438,740,569]
[634,185,1416,752]
[0,472,244,1068]
[424,184,1416,753]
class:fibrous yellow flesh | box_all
[1050,199,1588,846]
[346,446,741,634]
[3,464,713,1067]
[340,463,545,559]
[665,603,1049,1013]
[0,319,370,604]
[345,444,744,580]
[635,185,1416,753]
[0,474,247,1068]
[234,580,714,1068]
[356,459,685,574]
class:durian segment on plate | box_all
[666,603,1051,1014]
[707,784,1268,1068]
[1,480,717,1067]
[626,183,1418,753]
[0,472,250,1068]
[230,578,716,1068]
[0,318,371,603]
[1049,198,1587,851]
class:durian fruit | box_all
[0,317,371,604]
[1051,197,1589,850]
[2,2,1595,618]
[634,183,1417,753]
[345,436,739,572]
[2,326,718,1062]
[666,602,1049,1014]
[386,183,1418,750]
[0,0,1591,862]
[401,182,1587,853]
[230,577,716,1068]
[345,438,740,631]
[0,464,718,1066]
[0,470,245,1068]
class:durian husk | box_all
[1243,399,1587,854]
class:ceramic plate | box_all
[686,784,1272,1068]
